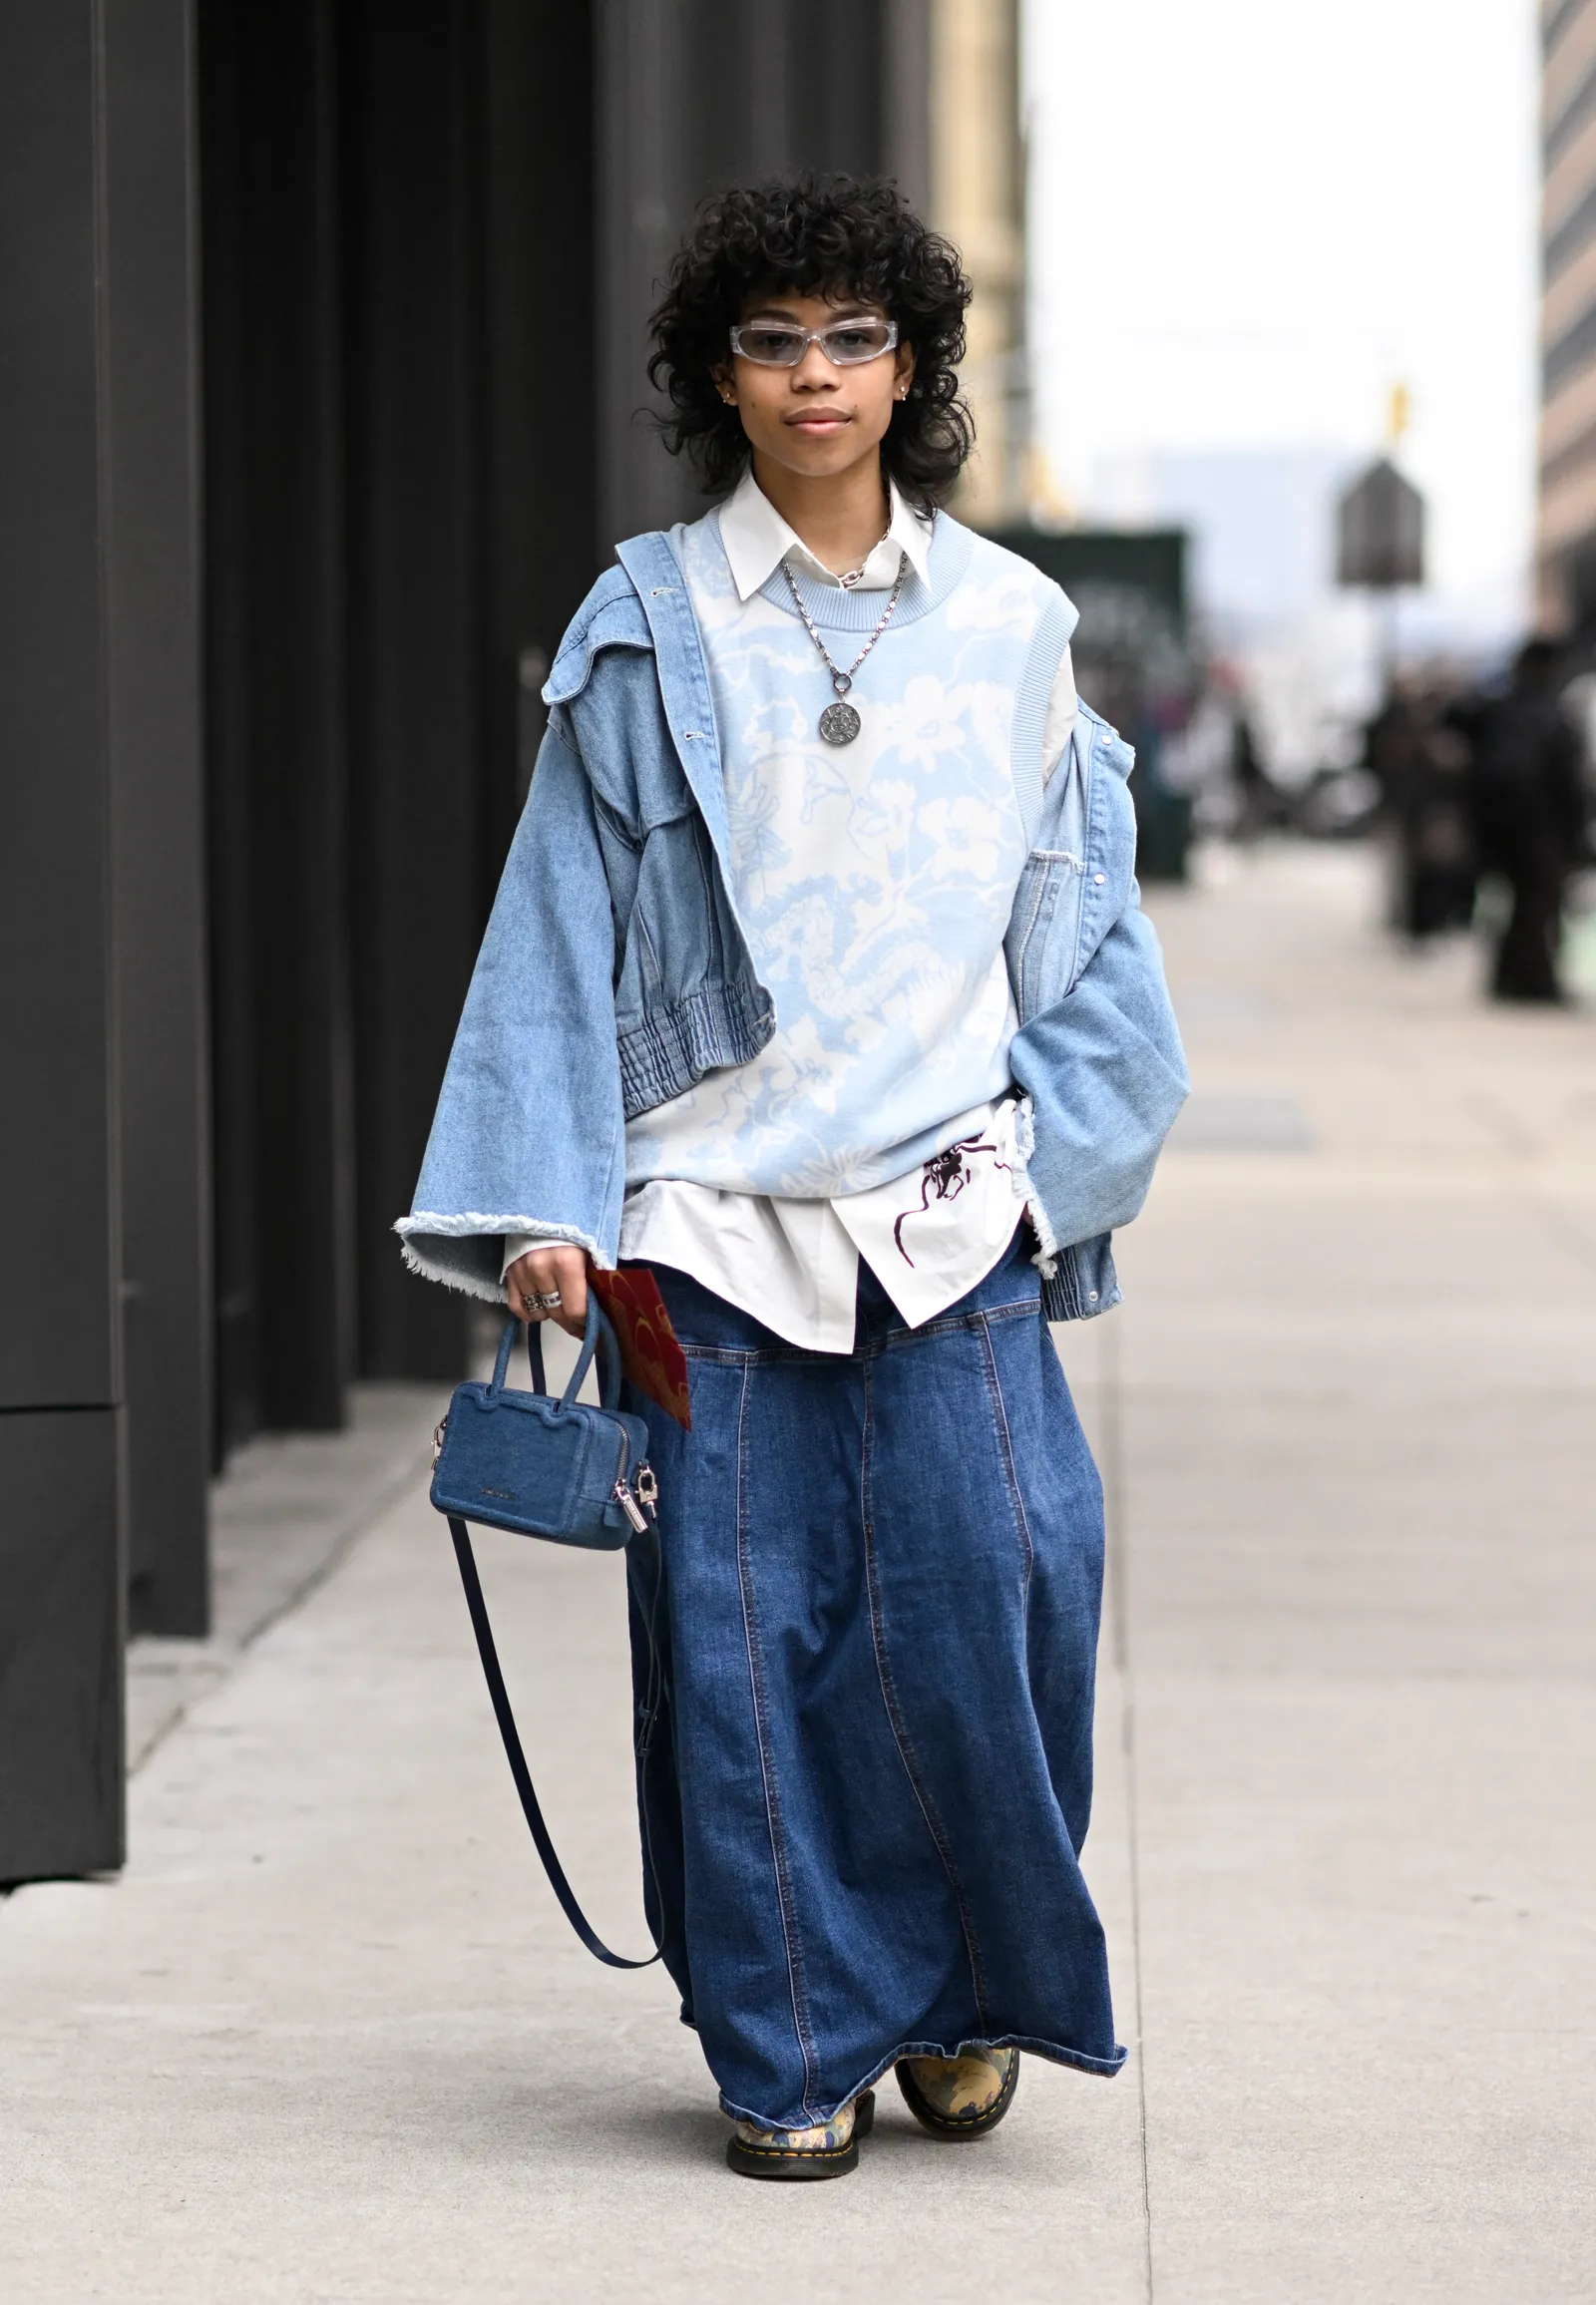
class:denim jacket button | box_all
[1093,872,1106,885]
[1088,1290,1099,1301]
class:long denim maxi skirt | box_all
[622,1229,1125,2131]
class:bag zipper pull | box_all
[613,1477,649,1534]
[634,1463,658,1521]
[431,1415,448,1468]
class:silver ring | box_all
[532,1290,563,1312]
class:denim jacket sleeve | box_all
[394,712,627,1302]
[1006,708,1189,1284]
[1009,892,1189,1258]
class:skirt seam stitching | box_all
[859,1349,996,2033]
[733,1353,822,2122]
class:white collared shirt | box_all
[716,465,937,600]
[508,470,1077,1352]
[711,466,1075,768]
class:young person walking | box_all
[399,175,1188,2179]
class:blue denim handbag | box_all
[431,1296,657,1544]
[431,1296,661,1968]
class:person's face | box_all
[716,287,914,486]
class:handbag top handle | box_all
[488,1290,621,1411]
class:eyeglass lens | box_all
[732,319,896,368]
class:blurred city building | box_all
[931,0,1027,522]
[3,0,1030,1880]
[1082,448,1372,790]
[1088,447,1354,643]
[1539,0,1596,631]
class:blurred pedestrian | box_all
[398,176,1188,2177]
[1365,673,1475,943]
[1458,639,1589,1002]
[1164,664,1278,843]
[1232,708,1276,840]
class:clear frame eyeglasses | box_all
[728,316,900,368]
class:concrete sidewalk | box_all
[4,844,1594,2302]
[1088,847,1596,2300]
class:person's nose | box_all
[791,340,839,390]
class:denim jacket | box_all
[398,526,1190,1323]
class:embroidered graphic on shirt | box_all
[893,1133,1012,1267]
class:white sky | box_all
[1024,0,1541,632]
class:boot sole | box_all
[725,2088,874,2179]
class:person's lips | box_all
[784,410,850,432]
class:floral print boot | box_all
[895,2047,1019,2138]
[725,2088,875,2180]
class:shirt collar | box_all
[716,467,935,601]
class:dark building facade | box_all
[0,0,929,1880]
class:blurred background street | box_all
[5,841,1593,2300]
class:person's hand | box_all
[505,1245,590,1340]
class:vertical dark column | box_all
[883,0,933,211]
[200,0,355,1437]
[789,0,885,174]
[596,0,913,544]
[478,0,598,857]
[197,1,256,1457]
[345,0,606,1384]
[341,0,486,1381]
[0,0,125,1874]
[0,1421,123,1878]
[682,0,791,188]
[597,0,689,545]
[201,0,604,1406]
[103,0,211,1637]
[597,0,776,541]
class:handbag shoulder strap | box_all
[449,1519,661,1970]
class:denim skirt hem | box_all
[716,2030,1127,2129]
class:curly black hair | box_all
[646,174,975,512]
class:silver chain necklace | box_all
[781,553,909,747]
[837,522,892,588]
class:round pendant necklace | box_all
[781,553,909,746]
